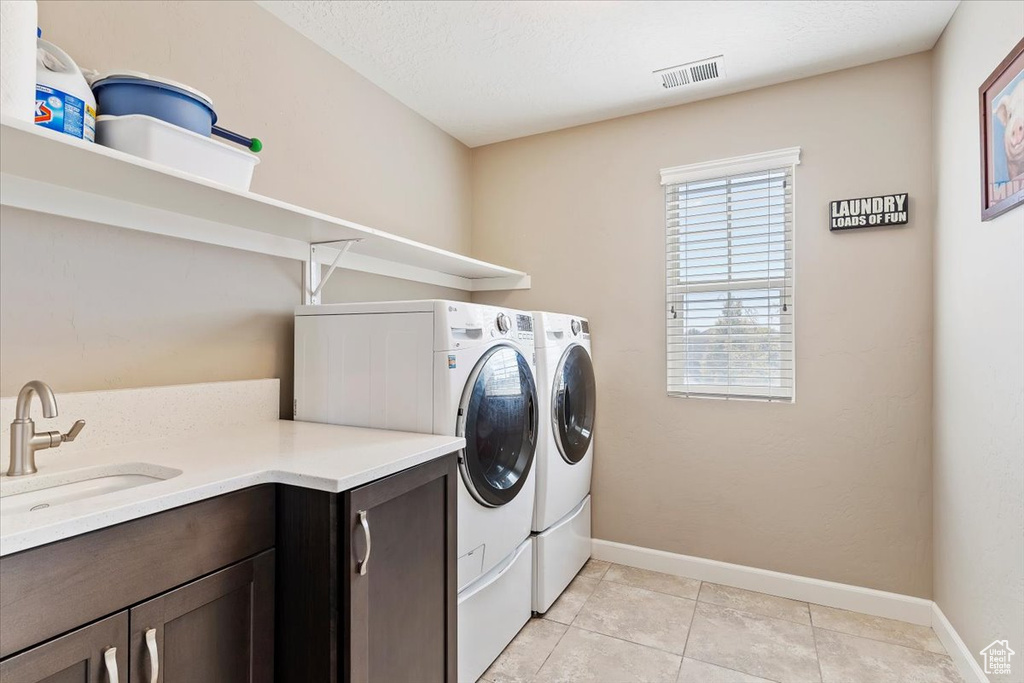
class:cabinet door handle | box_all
[145,628,159,683]
[103,646,119,683]
[357,510,372,575]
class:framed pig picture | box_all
[980,37,1024,221]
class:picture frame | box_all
[979,37,1024,221]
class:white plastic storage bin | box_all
[96,114,259,191]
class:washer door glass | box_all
[553,344,596,465]
[459,345,538,507]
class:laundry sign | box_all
[829,193,909,231]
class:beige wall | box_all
[6,0,1016,620]
[932,1,1024,675]
[1,1,471,413]
[473,53,935,597]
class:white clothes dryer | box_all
[530,312,596,613]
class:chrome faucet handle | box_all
[61,420,86,443]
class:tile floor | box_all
[479,560,962,683]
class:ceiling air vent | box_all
[654,56,725,89]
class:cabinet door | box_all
[0,612,127,683]
[128,550,274,683]
[343,455,457,683]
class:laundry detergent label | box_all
[35,85,95,142]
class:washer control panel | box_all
[514,313,535,344]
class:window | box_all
[661,148,800,401]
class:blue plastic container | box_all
[91,75,217,135]
[89,72,261,152]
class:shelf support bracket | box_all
[304,239,362,305]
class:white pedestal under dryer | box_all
[531,312,596,614]
[293,300,540,683]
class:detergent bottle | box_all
[35,30,95,142]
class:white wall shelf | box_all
[0,117,529,294]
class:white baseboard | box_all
[931,602,989,683]
[591,539,933,625]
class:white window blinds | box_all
[661,149,799,401]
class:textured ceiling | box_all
[258,0,958,147]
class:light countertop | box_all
[0,420,464,556]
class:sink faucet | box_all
[7,381,86,477]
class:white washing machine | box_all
[531,312,596,614]
[293,300,538,682]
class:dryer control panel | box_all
[569,318,590,339]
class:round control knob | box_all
[571,319,582,336]
[496,313,512,333]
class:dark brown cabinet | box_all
[0,551,274,683]
[0,486,275,660]
[128,550,275,683]
[1,454,457,683]
[344,456,457,683]
[0,487,275,682]
[278,454,458,683]
[0,612,128,683]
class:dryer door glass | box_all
[459,345,538,507]
[553,344,596,465]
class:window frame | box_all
[661,147,801,402]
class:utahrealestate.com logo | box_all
[980,640,1015,676]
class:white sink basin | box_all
[0,464,182,515]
